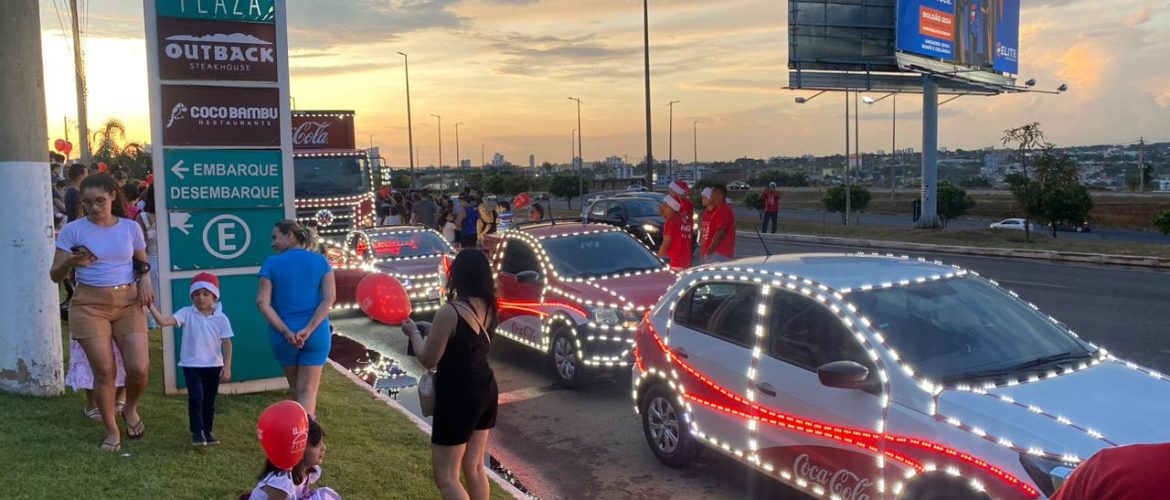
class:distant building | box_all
[529,154,535,169]
[492,153,505,167]
[459,159,471,168]
[1158,180,1170,192]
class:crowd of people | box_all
[375,185,543,250]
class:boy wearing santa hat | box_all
[148,272,235,446]
[657,195,693,270]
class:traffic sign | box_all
[164,149,284,209]
[168,208,283,270]
[170,275,284,388]
[156,0,276,23]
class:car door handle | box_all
[755,382,777,397]
[673,347,689,359]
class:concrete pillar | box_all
[917,75,941,229]
[0,0,65,395]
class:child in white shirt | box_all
[148,272,234,446]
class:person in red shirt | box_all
[762,182,780,234]
[657,195,692,270]
[669,179,694,232]
[1049,443,1170,500]
[699,185,735,264]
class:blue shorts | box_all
[269,318,332,367]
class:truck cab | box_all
[292,110,375,241]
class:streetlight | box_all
[567,97,583,205]
[455,122,464,169]
[571,128,576,170]
[368,133,376,149]
[692,120,699,183]
[430,114,442,169]
[864,92,898,199]
[797,89,851,224]
[397,52,416,188]
[668,100,680,182]
[794,90,826,104]
[642,0,654,188]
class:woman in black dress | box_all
[402,249,498,500]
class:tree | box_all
[549,174,588,209]
[822,185,871,225]
[1033,147,1080,187]
[752,170,811,187]
[484,174,507,195]
[390,174,412,190]
[937,182,975,227]
[1012,180,1094,238]
[1154,211,1170,236]
[1003,172,1029,188]
[743,192,764,213]
[503,175,531,196]
[1001,122,1049,180]
[91,118,151,179]
[959,176,991,189]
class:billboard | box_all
[896,0,1019,74]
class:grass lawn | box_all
[0,330,511,500]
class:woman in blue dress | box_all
[257,220,336,417]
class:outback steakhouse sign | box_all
[291,111,356,150]
[161,84,280,146]
[157,17,277,81]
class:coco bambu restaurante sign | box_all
[145,0,293,394]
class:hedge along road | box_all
[333,232,1170,499]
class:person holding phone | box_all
[50,173,153,452]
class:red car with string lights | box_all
[634,254,1170,499]
[483,220,678,386]
[326,225,455,316]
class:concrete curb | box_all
[327,361,529,499]
[741,231,1170,269]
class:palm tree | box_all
[91,118,151,178]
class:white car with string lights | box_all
[633,253,1170,499]
[483,220,678,386]
[325,225,456,316]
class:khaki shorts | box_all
[70,284,147,340]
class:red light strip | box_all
[643,322,1039,498]
[498,300,587,319]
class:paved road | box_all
[333,234,1170,499]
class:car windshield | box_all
[542,231,663,278]
[293,156,370,196]
[850,276,1094,383]
[622,199,660,217]
[360,230,450,259]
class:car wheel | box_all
[641,384,699,467]
[550,328,589,387]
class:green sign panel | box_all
[168,208,283,270]
[171,275,282,388]
[157,0,275,23]
[164,149,284,209]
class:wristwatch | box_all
[133,259,152,275]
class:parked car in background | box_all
[531,192,551,202]
[326,225,455,316]
[627,184,649,193]
[1050,220,1092,233]
[584,196,666,249]
[635,254,1170,499]
[989,218,1034,231]
[727,180,751,191]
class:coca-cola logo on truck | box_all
[291,111,355,150]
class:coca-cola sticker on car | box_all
[158,17,278,81]
[161,85,280,146]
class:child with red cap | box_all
[148,272,235,446]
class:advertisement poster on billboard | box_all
[896,0,1019,74]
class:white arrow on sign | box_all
[170,211,194,235]
[171,159,188,180]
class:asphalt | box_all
[333,233,1170,499]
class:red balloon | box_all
[98,162,108,173]
[256,401,309,470]
[145,174,154,184]
[62,141,73,157]
[512,192,531,210]
[357,273,412,324]
[54,139,66,153]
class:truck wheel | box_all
[549,328,589,388]
[641,384,699,467]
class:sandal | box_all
[126,418,146,440]
[85,407,102,421]
[100,439,121,452]
[115,400,126,417]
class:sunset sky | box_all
[39,0,1170,167]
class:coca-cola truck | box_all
[291,110,376,241]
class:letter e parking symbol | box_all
[203,214,251,260]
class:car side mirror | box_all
[516,270,541,284]
[817,360,870,390]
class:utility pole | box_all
[668,100,679,182]
[571,129,576,170]
[1,0,64,395]
[693,120,699,182]
[854,91,861,225]
[69,0,91,165]
[845,91,851,226]
[1139,137,1146,193]
[430,114,442,169]
[642,0,654,188]
[891,94,897,200]
[568,97,583,204]
[396,52,415,188]
[455,122,464,169]
[481,143,485,169]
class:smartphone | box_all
[71,245,97,261]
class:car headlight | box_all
[642,224,660,233]
[590,306,641,326]
[1019,454,1076,497]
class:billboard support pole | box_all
[917,75,940,228]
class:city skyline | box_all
[38,0,1170,166]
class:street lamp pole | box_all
[668,100,679,182]
[642,0,654,188]
[693,120,699,182]
[571,128,576,169]
[430,114,442,169]
[455,122,464,169]
[396,52,416,188]
[863,92,898,200]
[845,91,852,226]
[568,97,583,205]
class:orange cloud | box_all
[1057,43,1110,96]
[1127,6,1152,27]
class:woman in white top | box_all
[50,173,153,452]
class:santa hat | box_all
[701,187,713,199]
[670,179,690,196]
[190,272,220,299]
[661,195,680,211]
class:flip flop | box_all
[115,400,126,417]
[126,417,145,440]
[85,408,101,421]
[100,439,121,452]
